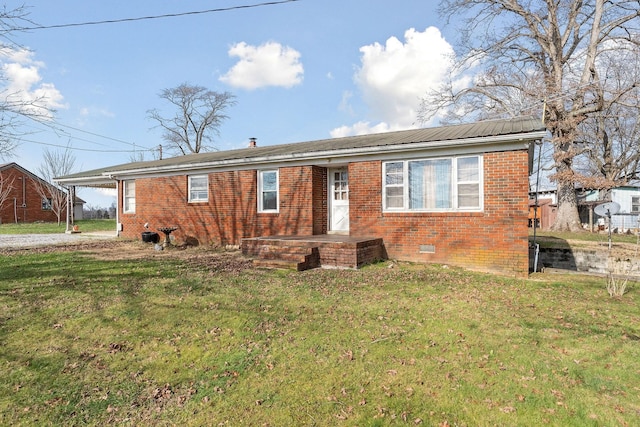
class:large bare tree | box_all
[419,0,640,231]
[575,43,640,188]
[33,147,76,225]
[0,5,56,159]
[147,83,236,156]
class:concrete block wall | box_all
[533,246,640,276]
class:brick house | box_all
[0,163,84,224]
[56,117,546,276]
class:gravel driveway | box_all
[0,232,117,249]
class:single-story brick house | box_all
[0,162,84,224]
[56,117,546,276]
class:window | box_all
[258,170,278,212]
[42,197,52,210]
[632,196,640,213]
[123,180,136,213]
[383,155,482,211]
[188,175,209,202]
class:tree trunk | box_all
[552,179,582,231]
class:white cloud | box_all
[96,187,117,197]
[338,90,354,115]
[0,47,66,119]
[79,106,115,118]
[330,121,390,138]
[219,41,303,90]
[332,27,457,137]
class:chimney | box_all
[249,137,257,148]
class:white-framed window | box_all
[123,180,136,213]
[188,174,209,202]
[632,196,640,213]
[383,155,483,212]
[42,197,52,211]
[258,170,279,212]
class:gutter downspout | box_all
[532,139,543,273]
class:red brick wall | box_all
[118,150,530,276]
[118,166,323,246]
[348,151,531,276]
[311,166,327,234]
[0,167,64,224]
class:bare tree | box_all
[0,170,15,222]
[147,83,236,156]
[32,147,76,225]
[576,44,640,189]
[128,144,163,162]
[420,0,640,231]
[0,5,57,159]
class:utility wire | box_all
[24,116,154,150]
[51,122,145,147]
[20,137,156,153]
[18,0,300,31]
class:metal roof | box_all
[56,116,546,186]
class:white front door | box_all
[329,168,349,233]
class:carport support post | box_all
[65,187,71,233]
[65,186,75,233]
[69,186,75,226]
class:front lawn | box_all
[0,219,116,234]
[0,244,638,426]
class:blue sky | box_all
[2,0,461,207]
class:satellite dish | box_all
[594,201,620,218]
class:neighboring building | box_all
[528,197,557,229]
[0,163,83,224]
[56,117,546,276]
[529,185,640,232]
[528,186,558,229]
[578,186,640,232]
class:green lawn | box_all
[0,219,116,234]
[0,246,638,426]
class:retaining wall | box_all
[531,246,640,277]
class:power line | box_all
[18,0,301,31]
[51,122,144,147]
[23,116,155,150]
[19,137,156,153]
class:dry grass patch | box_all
[1,242,639,426]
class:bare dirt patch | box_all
[0,239,254,273]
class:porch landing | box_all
[241,235,386,271]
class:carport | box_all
[54,171,118,234]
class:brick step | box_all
[242,236,385,269]
[252,258,302,270]
[249,246,320,271]
[247,244,314,260]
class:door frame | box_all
[328,167,349,234]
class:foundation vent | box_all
[419,244,436,254]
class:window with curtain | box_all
[383,155,482,211]
[41,197,52,210]
[258,170,278,212]
[123,180,136,213]
[188,175,209,202]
